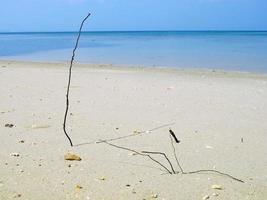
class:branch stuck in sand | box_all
[101,130,245,183]
[102,141,173,174]
[168,130,244,183]
[63,13,91,147]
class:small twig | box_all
[184,170,244,183]
[63,13,91,146]
[102,141,173,174]
[168,131,244,183]
[169,129,180,143]
[141,151,176,174]
[96,122,175,144]
[169,135,184,173]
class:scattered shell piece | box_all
[31,124,50,129]
[205,145,213,149]
[202,195,210,200]
[212,193,219,197]
[76,185,83,189]
[211,184,223,190]
[64,153,82,161]
[10,153,20,157]
[151,194,158,198]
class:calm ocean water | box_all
[1,31,267,72]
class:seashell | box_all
[31,124,50,129]
[211,184,223,190]
[64,153,82,161]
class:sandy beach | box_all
[0,60,267,200]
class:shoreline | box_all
[1,59,267,79]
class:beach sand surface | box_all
[0,60,267,199]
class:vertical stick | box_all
[63,13,91,146]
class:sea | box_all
[0,31,267,72]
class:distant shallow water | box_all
[1,31,267,73]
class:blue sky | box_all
[1,0,267,32]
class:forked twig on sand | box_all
[168,130,244,183]
[102,141,173,174]
[101,130,245,183]
[63,13,91,147]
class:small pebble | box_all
[76,185,83,189]
[129,152,138,156]
[12,193,22,198]
[99,177,106,181]
[133,130,141,134]
[126,184,131,187]
[5,124,14,128]
[151,194,158,198]
[202,195,210,200]
[10,153,20,157]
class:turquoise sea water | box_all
[0,31,267,72]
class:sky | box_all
[0,0,267,32]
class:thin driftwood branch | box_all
[102,141,173,174]
[169,134,184,173]
[96,122,175,144]
[184,170,244,183]
[63,13,91,146]
[141,151,176,174]
[168,130,244,183]
[169,129,180,143]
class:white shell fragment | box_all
[31,124,50,129]
[211,184,223,190]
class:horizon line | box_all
[1,30,267,34]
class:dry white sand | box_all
[0,60,267,200]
